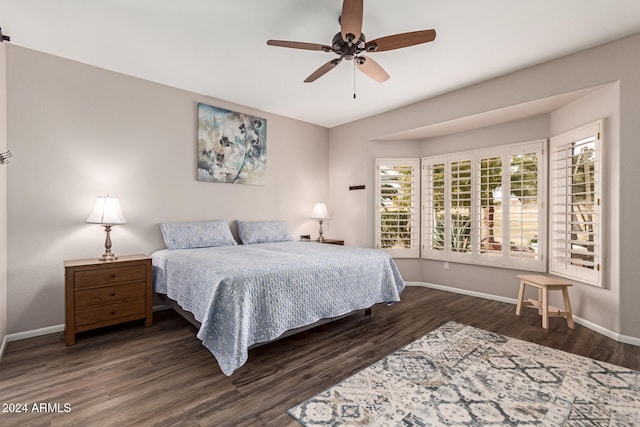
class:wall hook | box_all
[0,27,10,43]
[0,150,12,164]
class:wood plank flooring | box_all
[1,286,639,426]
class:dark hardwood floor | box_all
[1,286,639,426]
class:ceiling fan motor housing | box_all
[331,32,366,60]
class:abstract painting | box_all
[197,103,267,185]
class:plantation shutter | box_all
[477,154,504,260]
[449,156,474,261]
[422,159,446,259]
[375,159,420,258]
[422,140,544,270]
[550,121,602,286]
[506,143,544,269]
[474,143,544,269]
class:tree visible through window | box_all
[377,126,605,282]
[509,152,540,260]
[550,121,601,286]
[479,156,503,255]
[421,140,544,269]
[450,159,472,253]
[425,163,445,252]
[375,159,420,258]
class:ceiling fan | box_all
[266,0,436,83]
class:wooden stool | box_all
[516,275,575,329]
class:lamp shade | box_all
[311,202,329,220]
[86,196,127,225]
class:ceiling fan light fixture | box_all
[332,33,343,49]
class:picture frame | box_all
[197,103,267,185]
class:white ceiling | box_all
[2,0,640,128]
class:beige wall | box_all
[0,43,7,349]
[329,33,640,339]
[5,34,640,341]
[5,45,329,334]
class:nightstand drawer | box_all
[74,264,147,288]
[75,282,146,308]
[75,299,146,327]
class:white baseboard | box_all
[2,288,638,355]
[572,316,640,347]
[0,304,171,353]
[6,324,64,342]
[0,324,65,363]
[0,335,7,362]
[406,281,517,305]
[406,281,640,347]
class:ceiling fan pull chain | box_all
[353,60,357,99]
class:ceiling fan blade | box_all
[267,40,332,52]
[365,29,436,52]
[355,56,389,82]
[340,0,363,43]
[304,58,343,83]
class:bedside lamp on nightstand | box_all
[86,195,126,261]
[311,202,329,242]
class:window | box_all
[550,121,602,286]
[450,157,473,257]
[422,160,446,257]
[508,148,543,266]
[478,154,503,258]
[376,125,605,281]
[375,159,420,258]
[421,140,544,270]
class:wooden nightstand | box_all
[319,239,344,245]
[64,255,153,346]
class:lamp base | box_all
[317,219,325,242]
[98,253,118,262]
[98,224,118,262]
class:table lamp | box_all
[86,195,126,261]
[311,202,329,242]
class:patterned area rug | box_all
[288,321,640,426]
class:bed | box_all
[151,220,405,375]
